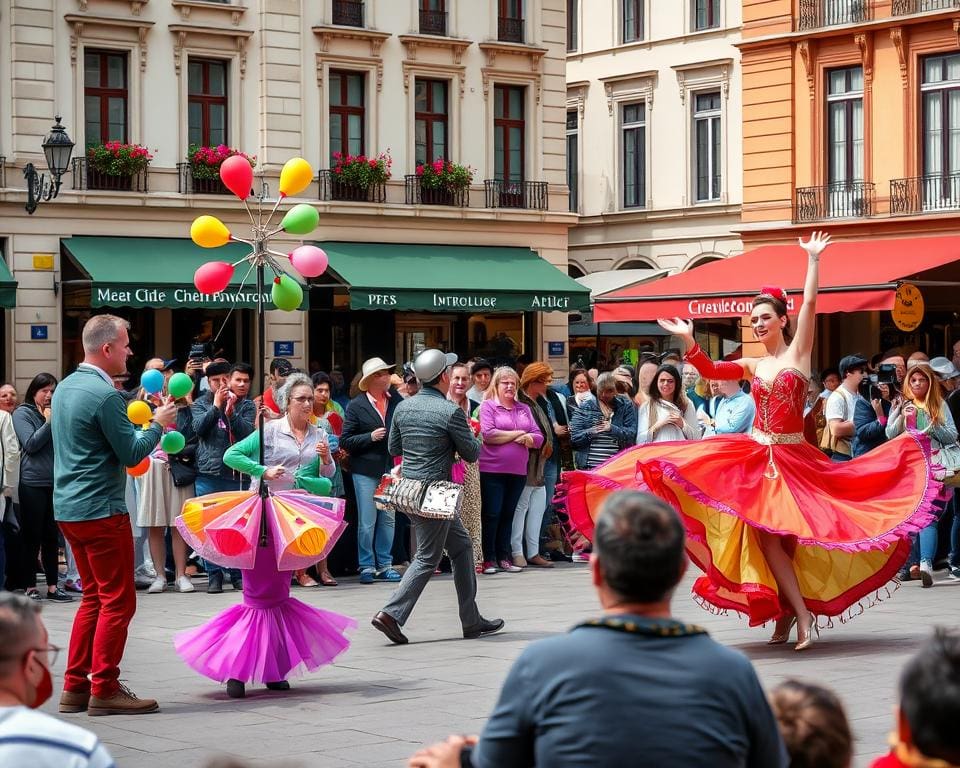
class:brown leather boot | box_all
[58,689,90,713]
[88,684,159,716]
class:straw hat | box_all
[358,357,394,392]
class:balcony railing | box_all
[419,8,447,35]
[404,175,468,206]
[498,15,524,43]
[797,0,871,30]
[484,179,548,210]
[892,0,960,13]
[890,173,960,215]
[318,169,386,203]
[72,157,149,193]
[177,162,231,194]
[793,181,875,222]
[332,0,364,27]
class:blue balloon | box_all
[141,369,165,395]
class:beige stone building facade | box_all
[0,0,581,391]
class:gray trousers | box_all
[381,514,481,629]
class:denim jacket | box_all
[569,395,637,469]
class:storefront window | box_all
[467,313,524,364]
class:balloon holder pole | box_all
[255,238,269,549]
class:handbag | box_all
[933,442,960,487]
[168,458,197,488]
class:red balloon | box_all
[127,457,151,477]
[195,261,234,295]
[219,155,254,200]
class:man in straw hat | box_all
[342,357,404,584]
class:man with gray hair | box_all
[52,314,176,716]
[372,348,503,645]
[0,592,113,766]
[409,491,787,768]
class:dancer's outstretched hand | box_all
[657,317,694,339]
[799,230,831,259]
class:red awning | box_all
[594,235,960,322]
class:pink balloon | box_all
[219,155,254,200]
[288,245,328,278]
[194,261,234,294]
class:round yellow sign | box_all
[892,282,924,332]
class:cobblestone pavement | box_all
[37,563,958,768]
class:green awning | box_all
[316,242,591,312]
[0,258,17,309]
[61,236,309,310]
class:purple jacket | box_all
[478,398,544,475]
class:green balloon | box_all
[272,274,303,312]
[161,430,186,455]
[280,203,319,235]
[168,372,193,399]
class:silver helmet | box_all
[412,349,458,382]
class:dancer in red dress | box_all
[561,232,939,650]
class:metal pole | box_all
[256,256,269,547]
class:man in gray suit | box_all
[371,349,504,645]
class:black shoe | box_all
[463,617,505,639]
[226,679,245,698]
[230,574,243,591]
[371,611,409,645]
[207,572,224,594]
[45,587,74,603]
[265,681,290,691]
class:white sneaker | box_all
[177,575,195,593]
[146,577,166,594]
[571,552,591,563]
[920,561,934,588]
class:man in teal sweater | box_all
[52,315,175,717]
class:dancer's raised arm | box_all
[656,317,746,381]
[792,231,830,360]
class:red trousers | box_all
[59,514,137,699]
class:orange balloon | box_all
[127,457,151,477]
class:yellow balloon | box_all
[127,400,152,426]
[279,157,313,197]
[190,215,231,248]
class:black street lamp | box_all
[24,115,75,215]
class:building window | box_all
[922,53,960,200]
[826,66,863,185]
[567,0,578,51]
[84,50,128,147]
[566,109,578,212]
[693,91,721,202]
[498,0,524,43]
[415,79,448,165]
[188,59,228,147]
[622,0,643,43]
[420,0,446,36]
[622,102,645,208]
[693,0,719,30]
[494,85,525,182]
[329,70,365,164]
[332,0,364,27]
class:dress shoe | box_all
[59,689,90,713]
[512,555,527,568]
[794,613,819,652]
[88,684,159,716]
[527,555,554,568]
[207,571,224,594]
[226,679,246,698]
[463,617,505,639]
[265,680,290,691]
[371,611,409,645]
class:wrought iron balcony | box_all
[419,8,447,35]
[498,16,524,43]
[404,175,468,206]
[332,0,364,27]
[793,181,875,222]
[890,173,960,215]
[72,157,148,193]
[177,162,230,194]
[484,179,547,210]
[319,169,386,203]
[892,0,960,13]
[797,0,871,30]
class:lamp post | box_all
[24,115,75,215]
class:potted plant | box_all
[85,141,153,191]
[415,159,473,205]
[188,144,256,194]
[331,150,392,202]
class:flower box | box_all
[85,142,152,190]
[187,144,256,194]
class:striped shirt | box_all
[585,432,621,469]
[0,706,114,767]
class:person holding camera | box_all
[824,355,868,463]
[852,357,900,458]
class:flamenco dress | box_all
[561,361,939,625]
[174,423,355,684]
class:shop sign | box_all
[354,290,587,312]
[892,282,924,332]
[548,341,565,356]
[685,295,796,319]
[91,284,308,311]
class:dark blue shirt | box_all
[471,616,787,768]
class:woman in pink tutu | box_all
[174,372,355,698]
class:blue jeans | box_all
[539,458,558,554]
[194,474,246,580]
[353,473,395,574]
[915,497,948,566]
[831,453,852,463]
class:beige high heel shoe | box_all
[767,616,797,645]
[795,613,819,651]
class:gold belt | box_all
[751,429,804,446]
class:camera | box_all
[860,363,899,400]
[188,341,214,362]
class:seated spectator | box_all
[770,679,852,768]
[870,627,960,767]
[0,592,113,767]
[408,491,787,768]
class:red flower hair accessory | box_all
[759,285,788,304]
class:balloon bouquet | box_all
[171,156,347,572]
[125,369,193,476]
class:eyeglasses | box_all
[0,644,60,667]
[291,396,314,403]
